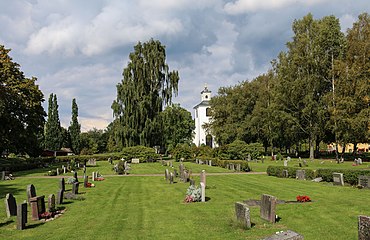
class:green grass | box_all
[1,165,370,239]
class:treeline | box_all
[208,13,370,160]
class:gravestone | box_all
[200,170,206,187]
[59,178,65,192]
[195,159,199,164]
[16,202,27,230]
[287,156,291,161]
[74,171,78,182]
[296,170,305,180]
[173,169,178,177]
[284,160,288,167]
[303,159,307,167]
[92,172,95,181]
[27,184,36,203]
[358,176,370,189]
[260,194,277,223]
[179,164,184,180]
[333,172,344,186]
[200,182,206,202]
[56,168,59,175]
[63,166,67,174]
[230,163,235,171]
[189,179,195,186]
[183,171,189,183]
[84,175,89,188]
[165,169,169,182]
[263,230,304,240]
[131,158,140,164]
[169,173,174,184]
[282,170,289,178]
[248,154,251,162]
[87,158,97,166]
[48,194,55,212]
[359,215,370,240]
[236,164,241,172]
[1,171,5,180]
[29,196,45,220]
[226,163,230,170]
[170,161,173,167]
[57,189,63,204]
[312,177,323,182]
[72,182,79,194]
[5,193,17,217]
[235,202,251,228]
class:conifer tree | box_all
[44,93,62,150]
[69,98,81,154]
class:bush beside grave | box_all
[267,165,370,185]
[216,160,251,172]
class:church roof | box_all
[193,100,210,109]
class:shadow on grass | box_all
[0,183,23,199]
[0,220,14,227]
[26,222,45,229]
[205,197,211,202]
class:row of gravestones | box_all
[164,164,207,202]
[195,159,244,172]
[281,169,370,188]
[195,159,212,166]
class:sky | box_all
[1,0,369,132]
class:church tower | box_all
[193,86,217,148]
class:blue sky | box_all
[1,0,369,131]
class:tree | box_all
[161,104,195,151]
[80,128,108,154]
[274,14,344,160]
[0,45,45,156]
[111,39,179,148]
[44,93,62,150]
[69,98,81,154]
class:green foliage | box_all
[214,160,251,172]
[45,169,57,176]
[66,177,77,184]
[213,141,264,160]
[120,146,158,162]
[161,104,195,150]
[170,143,193,161]
[44,93,63,151]
[111,39,179,148]
[186,185,202,202]
[69,98,81,154]
[80,128,109,154]
[0,45,45,156]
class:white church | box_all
[193,86,218,148]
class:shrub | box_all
[45,170,57,176]
[216,160,251,172]
[266,166,315,180]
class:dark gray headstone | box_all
[263,230,304,239]
[189,179,195,186]
[173,169,178,177]
[333,172,344,186]
[359,215,370,240]
[5,193,17,217]
[1,171,5,180]
[57,189,64,204]
[26,184,36,203]
[235,202,251,228]
[84,175,89,188]
[16,202,27,230]
[260,194,277,223]
[72,182,79,194]
[48,194,55,212]
[358,176,370,189]
[296,170,305,180]
[59,178,65,192]
[74,172,78,182]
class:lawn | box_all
[1,162,370,239]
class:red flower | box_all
[296,195,311,202]
[184,195,194,203]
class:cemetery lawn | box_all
[1,169,370,239]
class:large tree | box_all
[0,45,45,156]
[44,93,62,150]
[68,98,81,154]
[111,39,179,148]
[161,104,194,151]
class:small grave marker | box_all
[284,160,288,167]
[5,193,17,217]
[333,172,344,186]
[260,194,277,223]
[72,182,79,194]
[169,173,174,184]
[165,169,169,181]
[358,176,370,189]
[131,158,140,164]
[87,158,97,166]
[57,189,63,204]
[84,175,89,188]
[282,170,289,178]
[48,194,55,212]
[200,170,206,187]
[27,184,36,204]
[59,178,65,192]
[296,170,305,180]
[92,172,96,181]
[263,230,304,240]
[235,202,251,229]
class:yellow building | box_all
[328,143,369,153]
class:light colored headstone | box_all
[260,194,276,223]
[165,169,169,181]
[284,160,288,167]
[63,166,66,174]
[200,170,206,187]
[333,172,344,186]
[169,173,174,184]
[359,215,370,240]
[209,160,212,166]
[56,168,59,175]
[282,170,289,178]
[200,182,205,202]
[235,202,251,228]
[312,177,323,182]
[92,172,95,181]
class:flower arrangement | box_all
[95,177,105,181]
[86,182,95,187]
[184,185,201,203]
[296,195,311,202]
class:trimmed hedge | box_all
[214,159,251,172]
[267,165,370,185]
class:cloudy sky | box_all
[1,0,369,131]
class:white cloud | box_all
[339,14,356,33]
[224,0,329,14]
